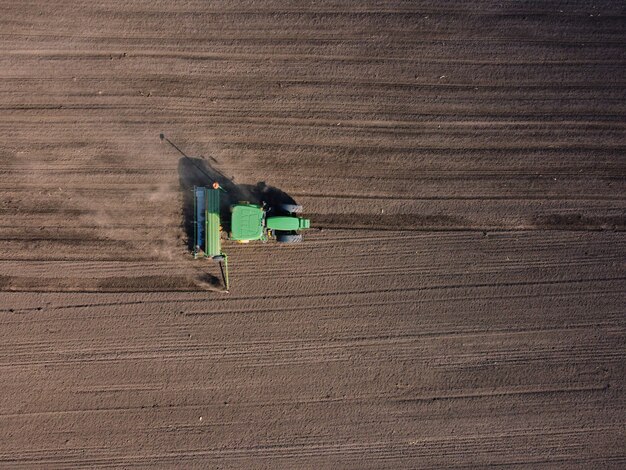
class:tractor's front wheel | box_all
[276,233,303,244]
[278,203,303,214]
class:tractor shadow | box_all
[178,156,298,251]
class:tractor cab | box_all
[230,204,265,241]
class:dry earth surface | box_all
[1,0,625,468]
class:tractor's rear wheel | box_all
[276,233,303,244]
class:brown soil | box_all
[1,1,625,468]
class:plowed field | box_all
[1,1,625,468]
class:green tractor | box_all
[193,183,311,291]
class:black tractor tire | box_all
[276,233,303,244]
[278,203,303,214]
